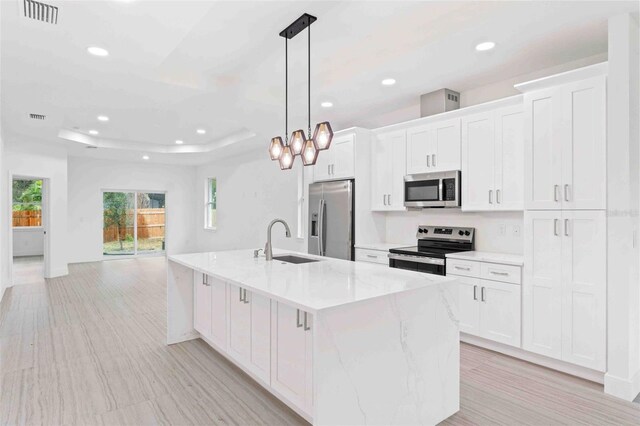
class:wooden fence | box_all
[12,210,42,227]
[103,208,165,242]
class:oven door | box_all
[388,253,445,275]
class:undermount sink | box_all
[273,255,320,264]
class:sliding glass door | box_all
[103,191,165,256]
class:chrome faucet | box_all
[265,218,291,261]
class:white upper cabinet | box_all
[461,103,524,211]
[371,130,406,211]
[522,75,606,210]
[406,118,460,175]
[313,133,355,182]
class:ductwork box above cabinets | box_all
[420,89,460,117]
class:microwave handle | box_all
[439,178,444,202]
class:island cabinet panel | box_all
[270,302,313,416]
[227,284,271,383]
[193,272,212,338]
[209,277,227,349]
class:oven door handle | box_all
[388,253,445,266]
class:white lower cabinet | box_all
[355,247,389,265]
[523,210,606,371]
[448,260,522,347]
[270,302,313,415]
[194,272,212,337]
[227,283,271,383]
[194,273,227,349]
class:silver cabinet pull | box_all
[489,190,493,204]
[490,271,509,276]
[239,287,244,302]
[455,266,471,271]
[496,189,501,204]
[203,275,210,286]
[481,287,486,302]
[426,155,430,167]
[331,164,335,175]
[383,194,386,206]
[432,154,436,167]
[564,184,570,202]
[554,185,560,202]
[473,285,478,301]
[296,309,303,328]
[554,219,559,236]
[564,219,569,237]
[243,289,249,304]
[366,254,378,259]
[304,312,311,331]
[327,165,330,175]
[388,194,391,205]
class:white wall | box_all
[13,228,44,256]
[4,139,68,277]
[0,129,7,300]
[67,156,197,263]
[195,150,306,254]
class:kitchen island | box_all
[167,249,460,425]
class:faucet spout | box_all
[265,218,291,261]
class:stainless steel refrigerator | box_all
[308,180,354,260]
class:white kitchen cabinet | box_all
[194,273,227,349]
[312,133,355,181]
[227,283,271,383]
[523,210,606,371]
[461,104,523,211]
[523,76,606,210]
[406,118,460,175]
[371,130,406,211]
[448,259,522,348]
[354,247,389,265]
[270,302,313,414]
[194,272,212,338]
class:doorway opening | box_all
[102,191,166,257]
[11,177,46,285]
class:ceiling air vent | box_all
[23,0,59,25]
[29,113,46,120]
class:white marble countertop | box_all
[169,249,457,313]
[355,242,411,251]
[445,251,524,266]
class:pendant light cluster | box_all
[269,13,333,170]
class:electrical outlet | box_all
[498,224,506,236]
[513,225,521,236]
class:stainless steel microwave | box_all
[404,170,461,208]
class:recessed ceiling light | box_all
[321,101,333,108]
[89,130,99,135]
[142,155,150,160]
[381,78,396,86]
[97,115,109,122]
[196,129,206,135]
[87,46,109,57]
[175,140,184,145]
[475,41,496,51]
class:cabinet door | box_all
[227,284,251,361]
[523,211,563,359]
[389,131,407,210]
[331,134,355,179]
[524,88,563,210]
[313,149,332,182]
[561,77,606,210]
[561,211,606,371]
[406,125,433,174]
[456,276,481,336]
[461,111,494,210]
[371,132,394,211]
[270,302,313,414]
[210,276,227,348]
[430,118,461,172]
[479,280,521,347]
[494,105,524,211]
[247,291,271,382]
[193,272,212,338]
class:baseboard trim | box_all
[46,266,69,278]
[604,369,640,401]
[461,333,605,384]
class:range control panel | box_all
[416,225,475,242]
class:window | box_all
[12,179,42,227]
[205,178,217,230]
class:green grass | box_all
[103,238,164,255]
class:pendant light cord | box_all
[285,37,288,145]
[307,23,311,139]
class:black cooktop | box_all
[388,246,461,258]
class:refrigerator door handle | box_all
[318,199,325,256]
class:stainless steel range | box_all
[388,226,475,275]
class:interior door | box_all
[494,105,524,211]
[321,180,353,260]
[561,77,606,210]
[431,118,461,172]
[524,88,563,209]
[461,112,494,210]
[523,210,563,359]
[406,125,432,174]
[479,279,521,347]
[560,210,606,371]
[193,272,212,338]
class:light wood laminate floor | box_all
[1,257,638,425]
[11,256,45,286]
